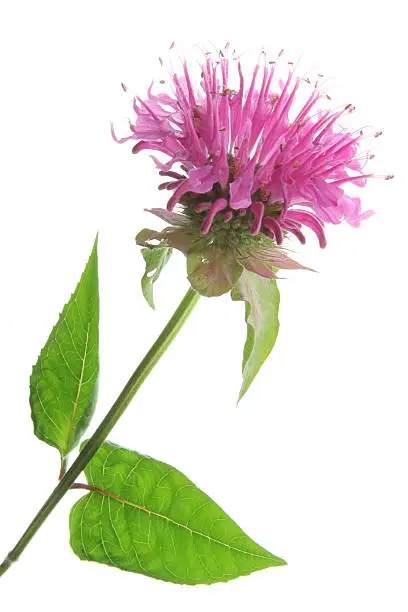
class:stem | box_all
[0,287,200,578]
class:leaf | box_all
[140,246,172,309]
[136,226,193,255]
[187,247,243,297]
[30,236,99,459]
[231,270,280,401]
[69,441,285,585]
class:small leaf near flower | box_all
[232,270,280,401]
[30,237,99,460]
[136,226,193,255]
[187,247,243,297]
[141,247,172,309]
[69,440,286,584]
[136,211,309,300]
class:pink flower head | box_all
[113,48,388,249]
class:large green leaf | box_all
[231,270,280,401]
[30,237,99,459]
[69,441,285,584]
[140,246,172,309]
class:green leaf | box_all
[69,441,285,585]
[140,246,172,309]
[30,236,99,459]
[231,270,280,401]
[136,227,193,255]
[187,247,243,297]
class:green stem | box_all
[0,287,200,578]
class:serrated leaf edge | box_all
[29,235,99,455]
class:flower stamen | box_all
[115,47,391,253]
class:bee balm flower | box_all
[114,49,387,296]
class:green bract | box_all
[232,271,280,400]
[141,246,172,309]
[187,246,243,297]
[137,200,309,298]
[137,202,309,397]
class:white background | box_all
[0,1,406,610]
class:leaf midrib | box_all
[79,483,275,561]
[65,323,91,452]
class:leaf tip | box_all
[236,390,245,406]
[274,554,287,566]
